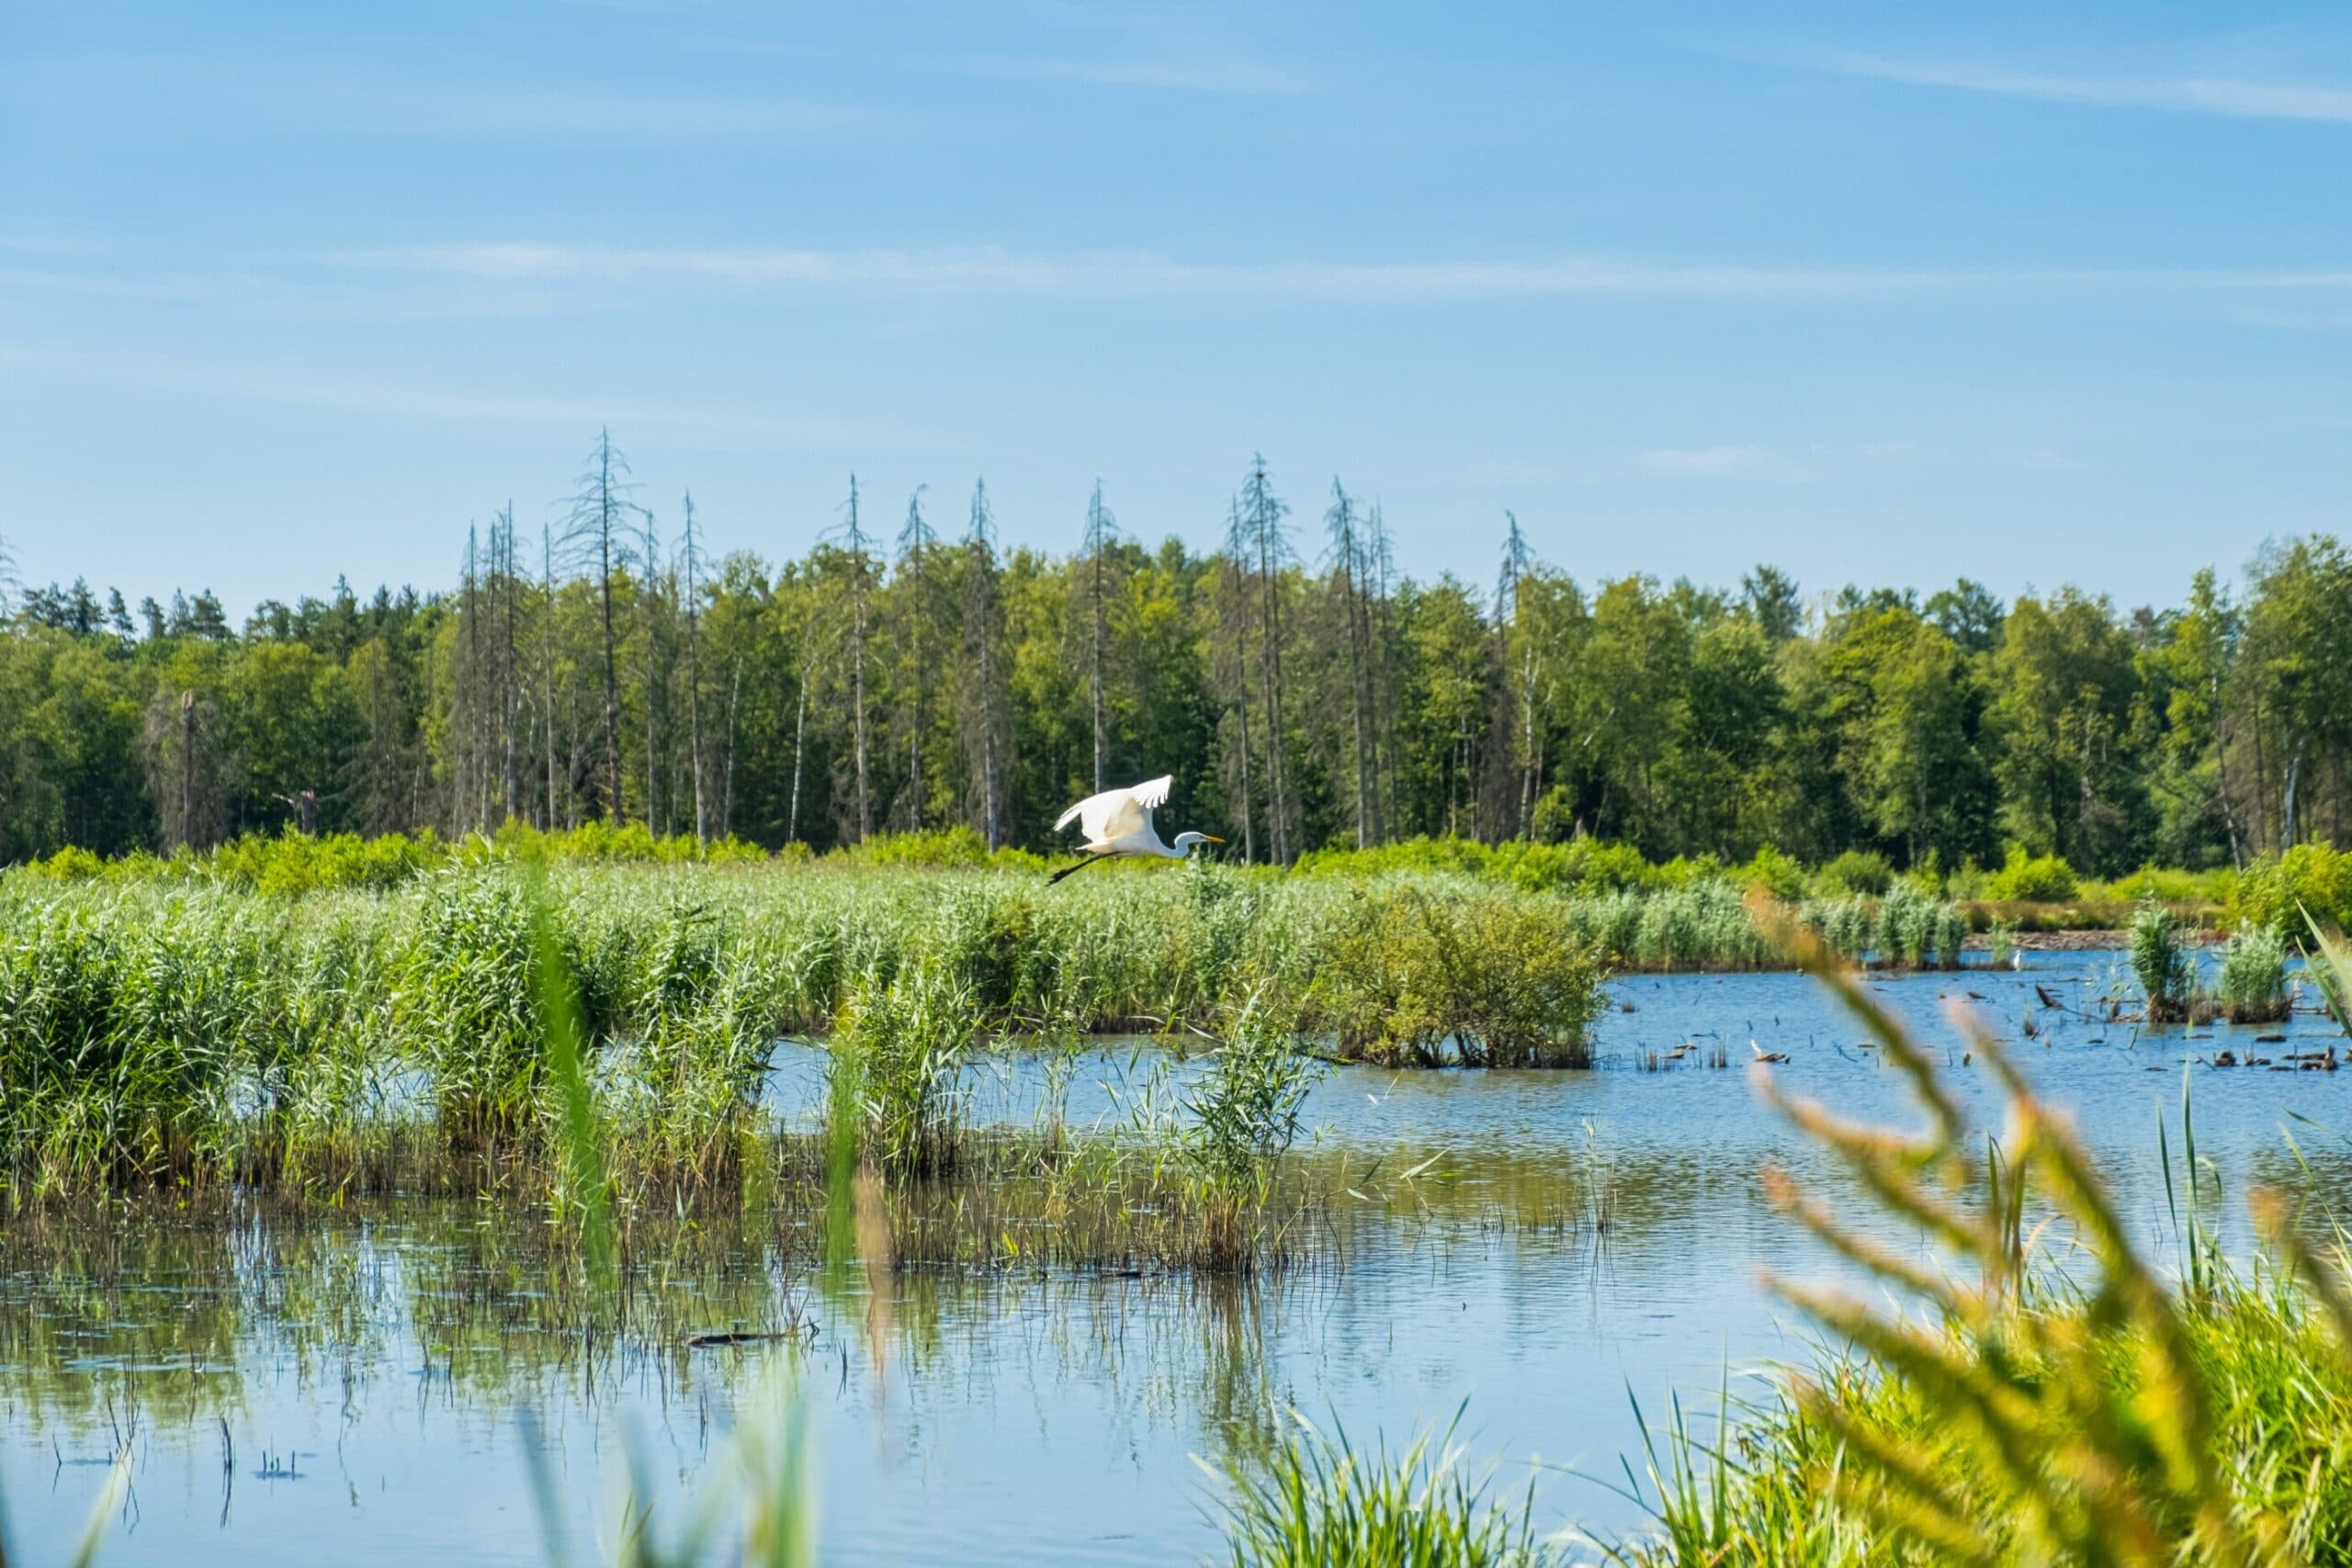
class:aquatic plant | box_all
[2130,896,2198,1023]
[1175,994,1323,1268]
[827,959,979,1176]
[2215,924,2291,1025]
[1211,1406,1554,1568]
[401,872,548,1145]
[1606,898,2352,1564]
[1317,884,1609,1066]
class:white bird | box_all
[1047,774,1224,885]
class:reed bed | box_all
[0,859,1614,1203]
[1567,879,1970,973]
[0,855,1979,1202]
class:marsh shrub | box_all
[832,823,1041,871]
[1736,845,1807,902]
[1314,885,1607,1066]
[1294,834,1679,896]
[2102,863,2233,908]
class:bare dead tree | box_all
[1497,512,1540,839]
[720,658,742,838]
[496,503,520,827]
[962,480,1011,850]
[541,522,560,829]
[559,428,642,825]
[681,491,708,843]
[143,689,232,851]
[1216,494,1258,863]
[825,475,876,841]
[639,503,665,835]
[1082,480,1120,794]
[897,486,938,830]
[1239,456,1295,863]
[1365,501,1401,836]
[1324,478,1379,849]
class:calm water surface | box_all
[8,954,2352,1565]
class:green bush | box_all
[1294,835,1670,896]
[1815,850,1893,897]
[2098,863,2233,908]
[2233,843,2352,941]
[834,825,1001,870]
[1985,845,2080,903]
[1735,845,1807,902]
[1313,884,1608,1066]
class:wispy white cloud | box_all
[1630,446,1822,483]
[920,52,1307,96]
[302,243,2352,302]
[4,51,874,138]
[0,344,925,450]
[2003,446,2093,472]
[305,243,2025,299]
[1794,48,2352,126]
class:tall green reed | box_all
[2215,924,2290,1025]
[1607,893,2352,1564]
[1209,1405,1552,1568]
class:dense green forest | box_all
[4,434,2348,873]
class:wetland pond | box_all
[8,953,2352,1564]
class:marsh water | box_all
[9,953,2352,1565]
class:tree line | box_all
[4,433,2348,875]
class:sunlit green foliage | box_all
[2215,924,2291,1024]
[1214,1408,1553,1568]
[10,504,2352,880]
[1606,904,2352,1565]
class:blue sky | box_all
[6,2,2352,615]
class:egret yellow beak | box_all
[1203,836,1226,845]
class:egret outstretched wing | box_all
[1054,774,1172,846]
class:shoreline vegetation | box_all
[9,827,2342,1194]
[26,818,2352,935]
[0,855,1612,1205]
[5,826,2343,1203]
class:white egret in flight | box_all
[1047,774,1224,885]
